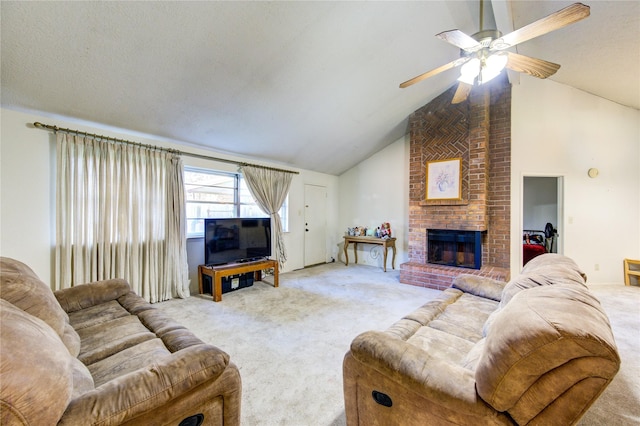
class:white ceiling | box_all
[2,1,638,175]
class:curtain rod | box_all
[32,122,299,175]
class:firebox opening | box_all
[427,229,483,270]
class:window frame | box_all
[184,166,288,238]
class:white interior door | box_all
[304,184,327,267]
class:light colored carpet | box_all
[580,283,640,425]
[155,263,640,425]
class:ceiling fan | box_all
[400,2,590,103]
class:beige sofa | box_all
[0,257,241,425]
[343,254,620,425]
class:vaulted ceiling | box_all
[2,1,638,175]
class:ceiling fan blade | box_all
[491,3,590,50]
[436,30,483,52]
[399,57,470,88]
[451,82,472,104]
[505,52,560,79]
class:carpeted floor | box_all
[155,263,640,425]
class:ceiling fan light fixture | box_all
[479,53,508,83]
[458,57,481,84]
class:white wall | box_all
[338,135,409,270]
[0,108,339,291]
[511,78,640,283]
[0,109,56,278]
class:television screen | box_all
[204,218,272,265]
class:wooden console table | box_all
[343,236,396,272]
[198,259,278,302]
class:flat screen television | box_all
[204,218,272,265]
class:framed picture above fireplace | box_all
[426,158,462,200]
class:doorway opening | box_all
[522,176,563,266]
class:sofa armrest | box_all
[452,274,505,302]
[59,344,231,425]
[54,279,131,313]
[349,331,495,417]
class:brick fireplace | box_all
[400,76,511,290]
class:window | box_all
[185,167,288,238]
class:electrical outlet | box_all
[594,264,600,271]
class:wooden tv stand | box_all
[198,258,279,302]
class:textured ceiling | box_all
[2,1,638,175]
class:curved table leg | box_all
[391,243,396,270]
[383,247,388,272]
[344,241,349,266]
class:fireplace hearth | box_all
[427,229,482,270]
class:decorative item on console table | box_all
[379,222,392,238]
[347,226,368,237]
[347,222,392,239]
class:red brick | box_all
[401,77,511,287]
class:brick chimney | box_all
[400,76,511,290]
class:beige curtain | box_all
[240,165,293,267]
[55,133,189,302]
